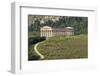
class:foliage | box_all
[28,15,88,35]
[28,36,46,47]
[28,32,40,38]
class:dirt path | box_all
[34,42,44,59]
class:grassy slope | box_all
[37,34,88,60]
[28,45,40,60]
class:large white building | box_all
[40,26,53,37]
[40,26,74,38]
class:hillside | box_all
[37,35,88,60]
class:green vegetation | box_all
[28,36,46,47]
[28,15,88,60]
[37,35,88,60]
[28,36,46,60]
[28,15,88,35]
[28,45,40,60]
[28,32,40,38]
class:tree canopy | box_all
[28,15,88,35]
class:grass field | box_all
[37,34,88,60]
[28,45,40,60]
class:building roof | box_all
[53,28,67,32]
[40,26,52,30]
[66,27,74,29]
[40,26,74,31]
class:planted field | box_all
[37,34,88,60]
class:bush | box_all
[28,36,46,47]
[28,52,40,60]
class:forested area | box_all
[28,15,88,35]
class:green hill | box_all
[37,34,88,60]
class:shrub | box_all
[28,52,40,60]
[28,36,46,47]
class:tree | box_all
[28,15,88,35]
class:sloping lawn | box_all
[37,34,88,60]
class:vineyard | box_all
[35,34,88,60]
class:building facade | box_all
[40,26,74,38]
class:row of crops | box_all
[37,35,88,60]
